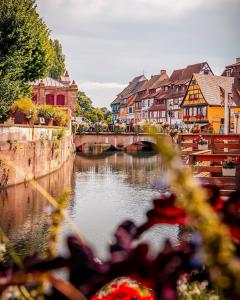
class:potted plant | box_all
[222,157,237,177]
[11,97,37,124]
[52,107,70,127]
[196,135,208,150]
[38,105,55,126]
[119,123,127,133]
[114,123,120,134]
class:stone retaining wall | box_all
[0,125,73,187]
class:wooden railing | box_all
[179,134,240,154]
[178,134,240,193]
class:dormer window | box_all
[164,86,169,91]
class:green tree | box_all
[77,91,93,112]
[0,0,54,121]
[77,91,109,124]
[49,39,66,79]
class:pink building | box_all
[31,71,78,115]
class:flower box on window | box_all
[222,157,237,177]
[196,135,208,150]
[222,168,236,177]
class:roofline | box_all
[180,74,209,107]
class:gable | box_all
[181,75,207,107]
[199,62,214,75]
[194,73,234,106]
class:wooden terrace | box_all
[178,134,240,196]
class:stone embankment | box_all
[0,125,74,187]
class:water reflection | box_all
[0,152,179,261]
[62,152,179,260]
[0,157,74,259]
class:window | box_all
[173,99,179,105]
[56,94,65,106]
[46,94,54,105]
[164,86,169,91]
[32,94,37,103]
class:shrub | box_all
[52,107,70,127]
[11,97,37,121]
[38,105,55,121]
[53,128,66,140]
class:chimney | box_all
[160,70,166,75]
[236,58,240,63]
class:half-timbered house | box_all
[180,73,234,132]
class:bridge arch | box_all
[74,133,160,152]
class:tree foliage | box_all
[77,91,111,124]
[0,0,54,121]
[49,39,66,80]
[77,91,110,124]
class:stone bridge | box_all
[74,133,161,150]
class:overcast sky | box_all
[37,0,240,108]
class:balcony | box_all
[183,115,208,123]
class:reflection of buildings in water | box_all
[74,153,168,188]
[0,157,74,258]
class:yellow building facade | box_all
[181,74,234,132]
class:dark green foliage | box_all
[0,0,54,121]
[77,91,112,124]
[49,39,66,80]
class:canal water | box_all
[0,153,179,261]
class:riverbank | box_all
[0,125,74,187]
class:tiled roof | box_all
[225,61,240,68]
[148,104,166,111]
[141,72,169,99]
[167,69,184,84]
[154,91,168,100]
[111,75,147,105]
[193,73,234,106]
[155,62,213,101]
[181,62,210,81]
[164,62,212,86]
[130,80,148,96]
[127,94,137,106]
[30,77,65,87]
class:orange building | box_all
[31,71,78,115]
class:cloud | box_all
[36,0,240,107]
[79,81,126,90]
